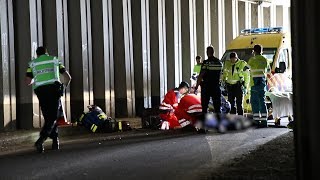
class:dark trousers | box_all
[201,86,221,120]
[227,83,244,115]
[34,84,61,140]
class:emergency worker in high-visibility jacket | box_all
[175,94,202,127]
[248,44,270,127]
[191,56,203,90]
[159,82,190,129]
[25,46,72,153]
[222,52,250,115]
[193,55,202,76]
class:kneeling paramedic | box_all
[159,81,190,129]
[174,94,202,129]
[25,46,72,153]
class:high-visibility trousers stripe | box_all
[91,124,98,132]
[79,114,85,122]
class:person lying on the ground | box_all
[204,113,252,132]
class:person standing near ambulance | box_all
[248,44,270,127]
[25,46,72,153]
[222,52,250,115]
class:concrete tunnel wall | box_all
[0,0,290,130]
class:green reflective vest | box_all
[193,64,202,74]
[223,59,250,89]
[29,55,61,89]
[248,55,270,87]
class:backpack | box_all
[141,107,163,129]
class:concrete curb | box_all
[0,118,196,155]
[0,127,194,155]
[0,117,200,155]
[0,126,197,156]
[58,128,187,146]
[0,118,141,152]
[0,118,143,146]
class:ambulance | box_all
[221,27,293,120]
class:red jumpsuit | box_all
[175,94,202,126]
[159,89,181,129]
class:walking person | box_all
[25,46,72,153]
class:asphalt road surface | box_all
[0,128,289,180]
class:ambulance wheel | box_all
[275,118,281,126]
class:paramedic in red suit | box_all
[175,94,202,127]
[159,82,190,129]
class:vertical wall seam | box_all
[123,0,135,117]
[86,0,93,105]
[141,0,151,108]
[147,0,151,107]
[8,0,16,126]
[63,0,71,119]
[128,0,135,117]
[1,0,11,128]
[108,0,115,117]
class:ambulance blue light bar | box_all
[240,27,283,34]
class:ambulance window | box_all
[261,48,277,68]
[275,49,289,73]
[278,49,289,68]
[220,49,255,62]
[221,52,231,62]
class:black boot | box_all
[52,137,59,150]
[34,136,46,153]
